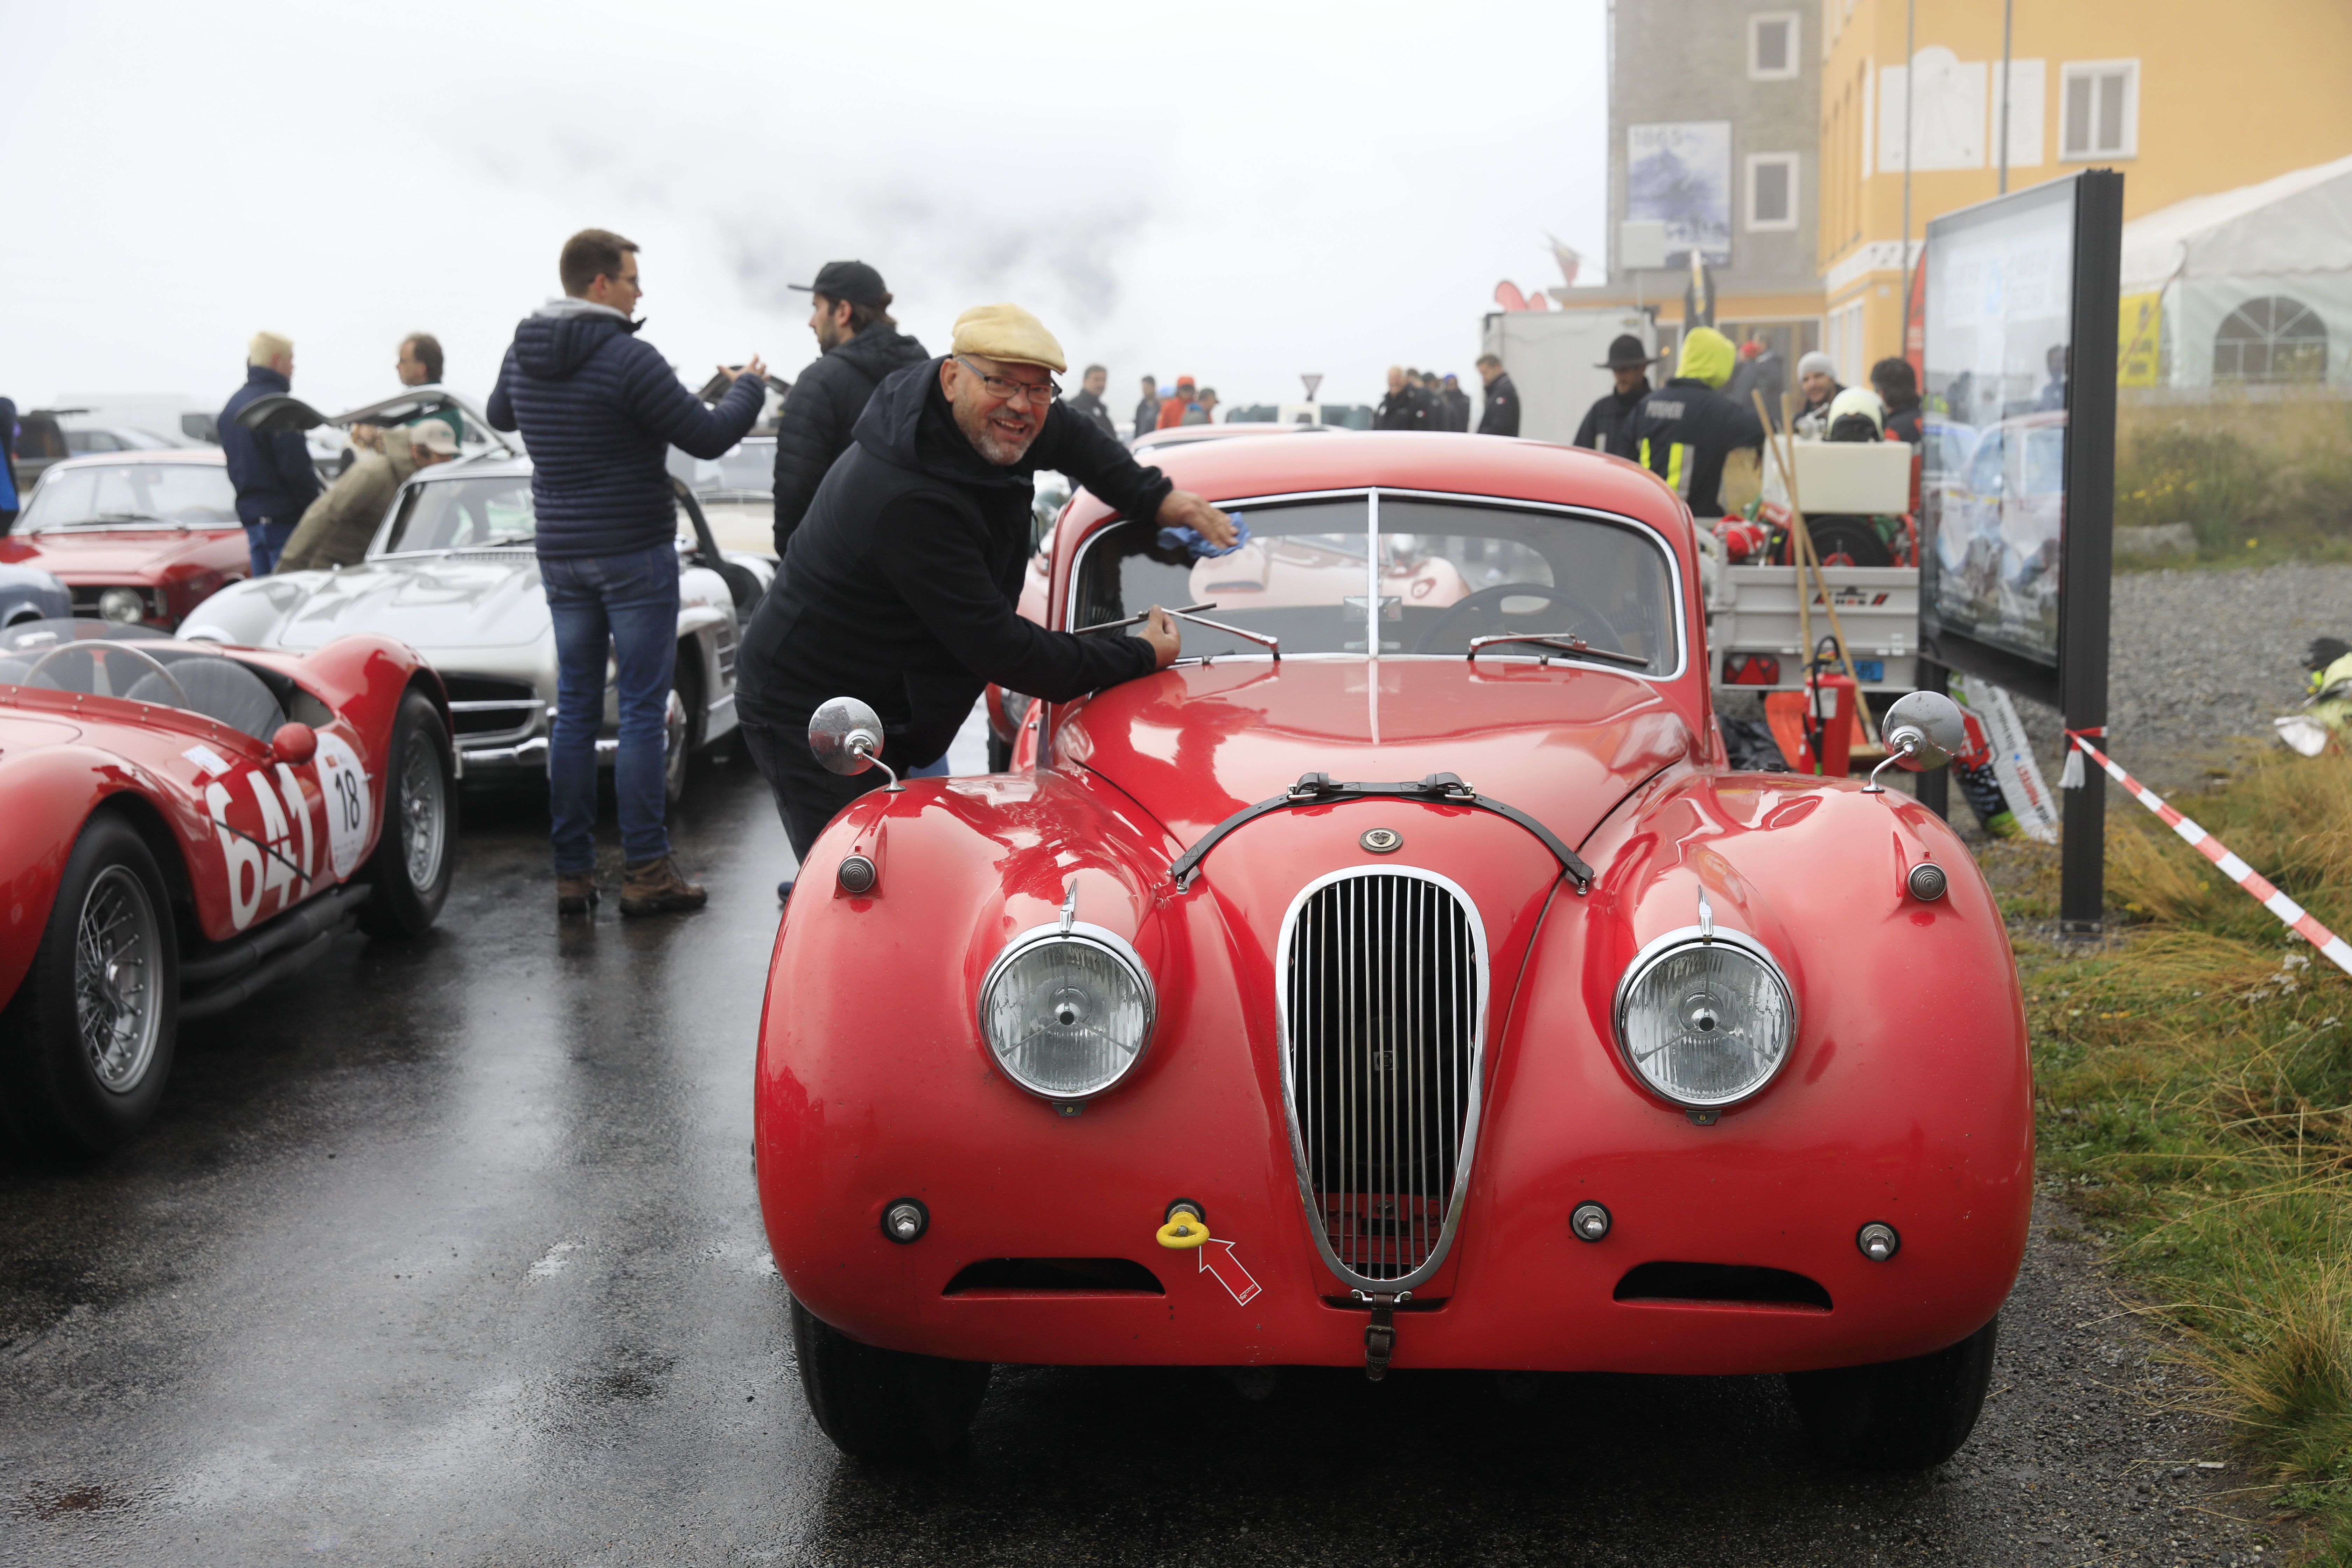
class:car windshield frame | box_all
[20,458,240,532]
[1063,485,1688,680]
[373,471,542,557]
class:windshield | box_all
[1071,494,1678,672]
[22,462,238,530]
[381,473,702,556]
[678,441,774,495]
[381,474,540,552]
[0,621,287,739]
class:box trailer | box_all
[1478,308,1656,445]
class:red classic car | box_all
[0,619,456,1153]
[4,450,251,630]
[755,432,2029,1469]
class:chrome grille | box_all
[1280,869,1487,1290]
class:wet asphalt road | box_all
[1,757,2281,1566]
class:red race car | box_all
[0,618,456,1153]
[2,449,252,630]
[756,432,2030,1469]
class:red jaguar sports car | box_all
[0,619,456,1153]
[755,431,2029,1469]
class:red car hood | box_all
[0,527,242,580]
[1055,659,1697,854]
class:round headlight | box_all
[98,587,147,624]
[1614,927,1795,1108]
[979,925,1155,1100]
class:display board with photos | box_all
[1918,176,2080,696]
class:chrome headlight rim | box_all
[976,919,1157,1101]
[97,586,148,625]
[1611,923,1798,1110]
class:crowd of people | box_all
[1568,326,1926,521]
[192,231,1236,919]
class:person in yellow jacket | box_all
[275,422,458,572]
[1626,326,1766,518]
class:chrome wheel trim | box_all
[664,685,689,797]
[75,865,163,1094]
[398,730,448,893]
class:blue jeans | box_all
[245,520,296,575]
[541,544,679,873]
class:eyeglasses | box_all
[954,355,1061,405]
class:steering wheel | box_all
[25,640,192,708]
[1410,582,1625,655]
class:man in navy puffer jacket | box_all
[487,227,766,917]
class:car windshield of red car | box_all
[1072,493,1678,671]
[22,461,239,531]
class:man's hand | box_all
[1155,489,1236,548]
[1138,606,1181,670]
[727,354,768,385]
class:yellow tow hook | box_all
[1156,1202,1211,1250]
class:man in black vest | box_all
[733,303,1233,887]
[770,260,931,552]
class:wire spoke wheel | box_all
[399,729,448,894]
[74,865,163,1094]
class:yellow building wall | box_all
[1817,0,2352,364]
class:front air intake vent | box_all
[1279,868,1488,1292]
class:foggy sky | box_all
[4,0,1608,418]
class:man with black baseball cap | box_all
[771,260,931,552]
[1573,333,1663,457]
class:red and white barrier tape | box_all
[2066,730,2352,978]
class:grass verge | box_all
[2116,396,2352,567]
[1992,749,2352,1557]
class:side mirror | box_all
[270,721,318,765]
[1864,691,1968,793]
[808,696,902,792]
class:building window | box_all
[1750,12,1800,80]
[2060,60,2138,159]
[1748,153,1800,231]
[2213,296,2328,384]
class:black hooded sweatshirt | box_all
[769,322,931,552]
[735,359,1172,767]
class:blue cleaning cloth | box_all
[1157,513,1250,559]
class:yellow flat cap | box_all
[950,303,1066,374]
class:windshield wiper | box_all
[1465,632,1649,670]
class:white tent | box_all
[2118,152,2352,391]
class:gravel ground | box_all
[2011,561,2352,796]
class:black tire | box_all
[0,813,180,1155]
[1804,516,1895,568]
[665,648,704,807]
[1786,1313,2000,1470]
[789,1297,992,1462]
[358,688,456,939]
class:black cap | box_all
[1598,333,1662,369]
[788,260,887,307]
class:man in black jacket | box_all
[219,332,323,575]
[1475,354,1520,436]
[1375,366,1434,431]
[1572,334,1658,456]
[1132,374,1161,442]
[734,303,1233,876]
[1623,326,1765,519]
[771,260,930,552]
[1438,374,1472,432]
[1069,364,1117,436]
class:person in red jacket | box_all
[1156,376,1198,429]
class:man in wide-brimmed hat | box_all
[1573,333,1663,457]
[732,303,1234,889]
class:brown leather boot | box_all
[556,870,600,915]
[620,855,707,917]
